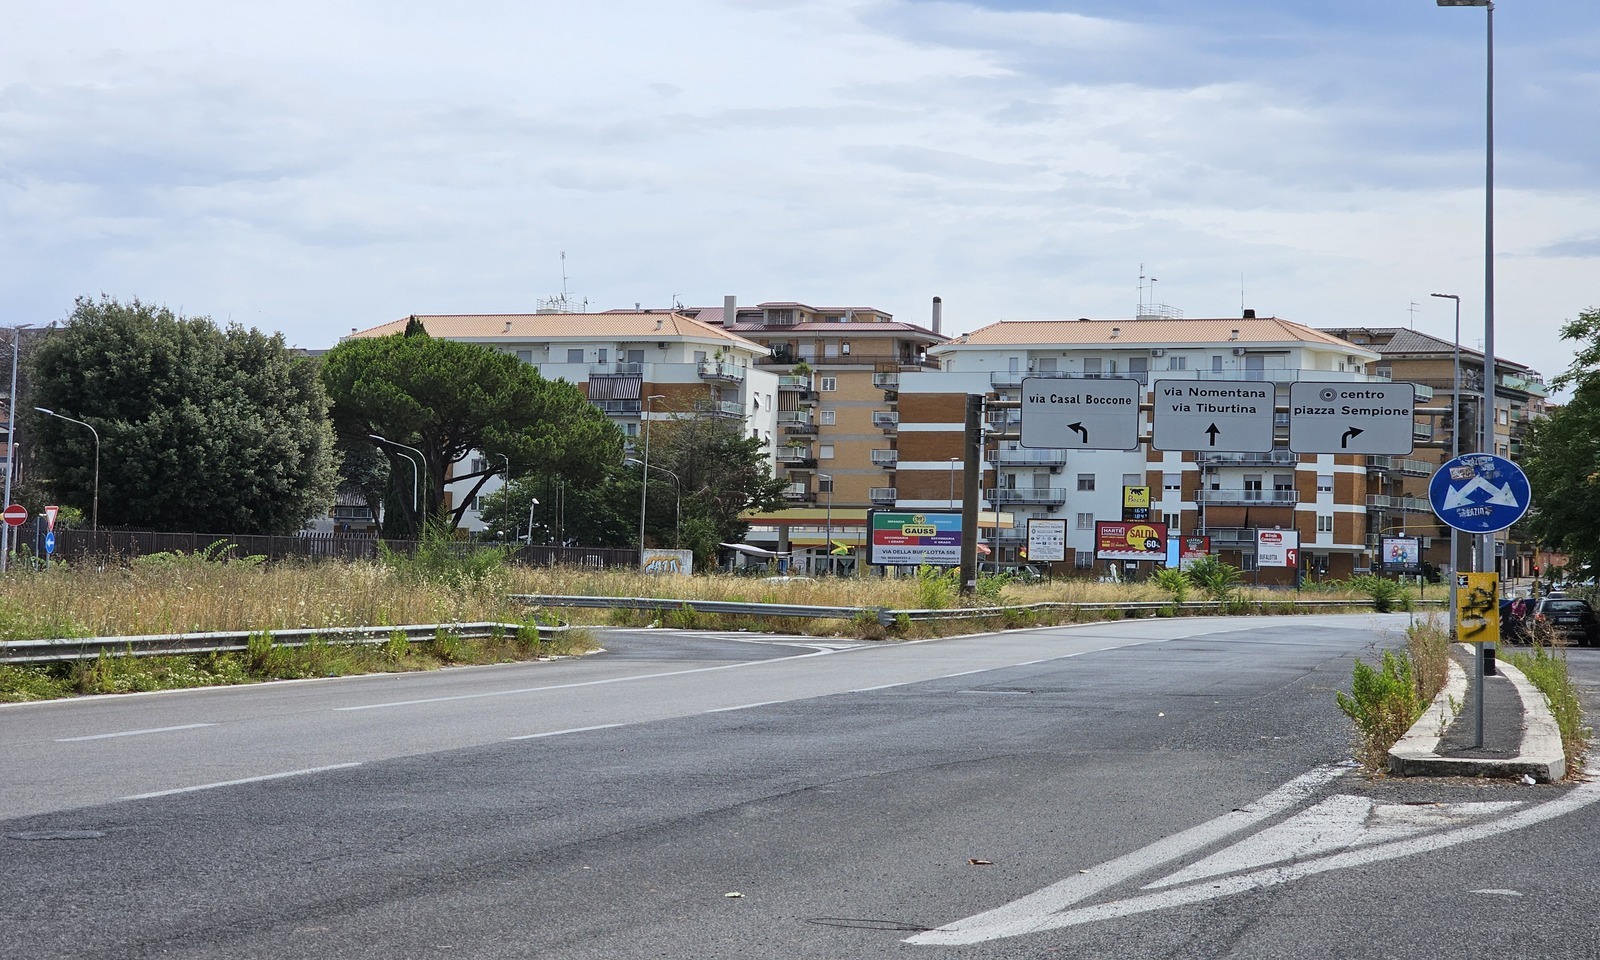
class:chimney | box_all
[503,320,512,334]
[1243,308,1256,319]
[724,294,736,327]
[932,296,942,335]
[654,318,664,331]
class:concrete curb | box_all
[1387,644,1566,782]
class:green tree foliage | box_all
[480,473,637,548]
[320,326,623,536]
[1521,306,1600,576]
[26,296,338,534]
[647,401,789,567]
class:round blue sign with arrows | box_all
[1428,453,1531,534]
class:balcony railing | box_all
[870,449,899,467]
[873,412,899,432]
[987,448,1067,466]
[872,372,900,389]
[777,375,813,391]
[782,489,818,503]
[590,399,642,415]
[1197,489,1299,505]
[869,487,897,504]
[1201,527,1257,544]
[1398,457,1434,477]
[983,488,1068,505]
[706,400,745,419]
[776,453,817,470]
[1365,495,1434,513]
[777,410,816,434]
[697,360,745,383]
[1199,451,1297,466]
[591,362,644,376]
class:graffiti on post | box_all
[1455,572,1500,644]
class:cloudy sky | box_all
[3,1,1597,389]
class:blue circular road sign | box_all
[1428,453,1531,534]
[44,531,56,555]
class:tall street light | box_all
[495,453,511,539]
[638,394,666,569]
[1437,0,1496,578]
[34,406,98,533]
[2,324,32,572]
[368,434,425,536]
[526,497,540,544]
[819,473,833,576]
[626,457,680,547]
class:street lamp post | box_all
[34,407,98,533]
[626,458,680,548]
[368,434,425,536]
[495,454,510,539]
[2,324,32,572]
[638,395,666,569]
[527,497,540,545]
[819,473,833,576]
[1432,292,1463,637]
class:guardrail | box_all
[0,622,535,665]
[515,594,1435,626]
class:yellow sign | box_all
[1455,572,1499,644]
[1123,485,1151,509]
[900,524,938,536]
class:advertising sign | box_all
[1095,521,1168,562]
[1381,536,1421,573]
[867,510,962,566]
[1122,485,1151,522]
[1455,572,1500,644]
[1025,518,1067,563]
[1256,528,1300,567]
[1178,536,1212,569]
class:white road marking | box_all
[336,648,838,711]
[909,772,1600,946]
[907,764,1343,945]
[507,724,624,741]
[706,701,784,713]
[55,723,217,742]
[120,763,362,801]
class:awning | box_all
[720,542,790,559]
[587,375,642,400]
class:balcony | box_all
[983,488,1069,505]
[872,372,900,390]
[707,400,746,419]
[873,412,900,433]
[591,362,644,377]
[869,487,897,504]
[590,399,642,415]
[1366,455,1394,472]
[1199,451,1297,467]
[777,452,817,470]
[1365,494,1434,513]
[777,375,813,392]
[1197,489,1299,505]
[870,449,900,467]
[1202,527,1257,545]
[777,411,817,435]
[698,360,745,383]
[987,448,1067,467]
[782,488,818,503]
[1398,457,1434,477]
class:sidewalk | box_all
[1387,643,1566,781]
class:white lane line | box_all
[706,701,784,713]
[507,724,625,741]
[120,763,362,801]
[336,648,838,712]
[907,764,1345,945]
[911,771,1600,945]
[56,723,217,742]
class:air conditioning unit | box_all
[1233,347,1246,356]
[1149,349,1165,357]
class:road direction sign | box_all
[2,504,26,527]
[1287,382,1415,455]
[44,531,55,555]
[1020,377,1141,450]
[1151,380,1275,452]
[1429,454,1531,534]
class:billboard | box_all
[1122,485,1151,522]
[1256,529,1300,567]
[1095,521,1168,561]
[1026,518,1067,562]
[1178,536,1212,569]
[1381,536,1421,573]
[867,510,962,566]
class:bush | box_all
[1336,649,1426,773]
[913,565,959,610]
[1505,646,1591,777]
[1185,556,1242,601]
[1150,567,1191,605]
[1350,574,1411,613]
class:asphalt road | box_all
[3,614,1598,959]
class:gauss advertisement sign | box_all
[867,510,962,566]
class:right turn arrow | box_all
[1340,426,1364,449]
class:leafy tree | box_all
[26,296,338,534]
[647,400,789,568]
[320,326,624,537]
[1520,390,1600,576]
[480,473,637,548]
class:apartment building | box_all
[889,313,1391,583]
[344,311,780,532]
[1320,326,1550,578]
[708,299,948,573]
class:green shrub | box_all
[913,565,960,609]
[430,628,463,663]
[1505,646,1591,777]
[664,602,701,630]
[383,629,411,663]
[1336,650,1426,773]
[1150,567,1191,605]
[1185,556,1241,601]
[1350,574,1411,612]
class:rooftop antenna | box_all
[537,251,587,313]
[1240,273,1245,316]
[1407,300,1420,329]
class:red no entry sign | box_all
[2,504,28,527]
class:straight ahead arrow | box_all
[1205,423,1220,447]
[1068,422,1089,443]
[1340,426,1364,449]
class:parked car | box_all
[1527,596,1599,647]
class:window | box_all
[1212,355,1223,372]
[1317,514,1334,533]
[1162,512,1180,532]
[567,348,584,363]
[820,377,837,392]
[694,350,707,363]
[1273,474,1294,495]
[1163,472,1181,492]
[1317,474,1333,494]
[1242,552,1258,572]
[819,477,834,493]
[1168,355,1187,370]
[820,444,835,459]
[597,348,607,364]
[1075,553,1095,569]
[1077,474,1095,492]
[623,423,638,437]
[820,410,836,425]
[1497,408,1509,425]
[1083,358,1102,377]
[515,349,533,363]
[1077,512,1095,530]
[1244,476,1263,501]
[1121,473,1142,487]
